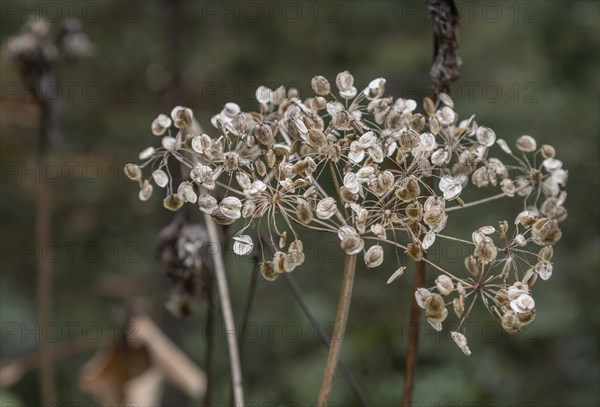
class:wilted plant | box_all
[125,71,567,402]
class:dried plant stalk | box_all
[203,213,244,406]
[317,253,357,406]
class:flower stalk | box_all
[317,253,357,406]
[203,213,244,406]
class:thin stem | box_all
[231,253,260,404]
[317,253,357,406]
[282,273,370,407]
[36,102,55,405]
[445,191,510,212]
[238,255,260,352]
[203,213,244,406]
[401,258,425,407]
[203,271,215,407]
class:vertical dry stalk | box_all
[402,1,461,405]
[401,226,426,407]
[36,101,56,405]
[283,273,370,406]
[317,253,357,406]
[203,213,244,406]
[426,0,462,96]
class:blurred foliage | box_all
[1,1,599,406]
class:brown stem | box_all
[317,253,357,406]
[283,273,370,406]
[203,213,244,406]
[203,272,214,407]
[426,0,462,96]
[401,258,425,407]
[36,102,56,405]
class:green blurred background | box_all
[1,1,599,406]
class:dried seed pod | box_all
[510,294,535,313]
[423,97,436,116]
[517,310,535,325]
[341,235,364,255]
[316,197,337,219]
[139,180,153,201]
[450,331,471,356]
[177,181,197,203]
[399,128,420,150]
[265,149,276,168]
[311,75,331,96]
[409,113,426,131]
[124,163,141,181]
[210,207,235,225]
[429,116,441,135]
[534,260,553,281]
[307,128,326,148]
[386,267,406,284]
[223,152,240,172]
[254,160,267,177]
[497,220,508,239]
[260,261,278,281]
[476,126,496,147]
[531,218,562,245]
[541,144,556,159]
[364,245,384,268]
[501,311,522,334]
[288,239,303,253]
[406,220,424,239]
[423,208,445,227]
[538,246,553,261]
[435,275,454,295]
[474,237,498,263]
[163,194,184,211]
[151,114,172,135]
[139,147,155,160]
[396,175,420,201]
[453,297,464,318]
[220,197,242,219]
[233,235,253,256]
[464,255,479,276]
[406,203,423,221]
[296,199,313,224]
[516,135,537,152]
[415,287,432,309]
[407,242,423,262]
[340,186,358,204]
[279,231,288,249]
[424,294,445,314]
[364,78,386,99]
[199,195,218,214]
[273,251,287,274]
[152,169,169,188]
[241,199,257,218]
[255,123,274,147]
[335,70,357,99]
[283,252,300,272]
[438,92,454,108]
[171,106,194,128]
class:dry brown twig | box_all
[203,213,245,406]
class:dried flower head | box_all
[126,71,567,355]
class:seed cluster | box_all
[125,71,567,354]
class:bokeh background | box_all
[1,0,599,406]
